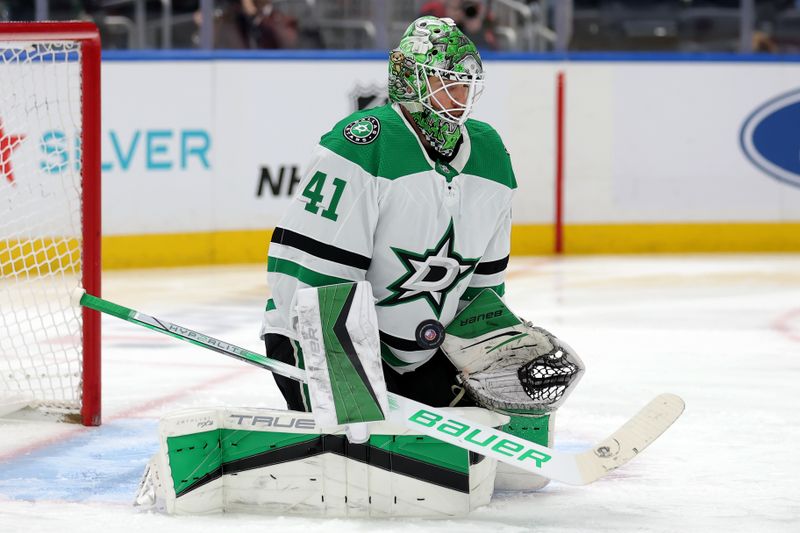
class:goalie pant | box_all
[135,405,506,518]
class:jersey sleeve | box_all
[459,121,515,306]
[460,203,511,306]
[261,144,379,339]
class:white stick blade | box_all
[575,393,685,484]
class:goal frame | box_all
[0,21,101,426]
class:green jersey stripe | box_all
[267,256,353,287]
[380,342,414,367]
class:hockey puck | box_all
[415,319,445,349]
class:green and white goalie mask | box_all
[388,16,485,157]
[442,290,585,415]
[295,281,388,441]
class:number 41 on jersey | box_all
[302,171,347,221]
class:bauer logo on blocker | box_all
[740,88,800,189]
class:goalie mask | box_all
[388,16,485,157]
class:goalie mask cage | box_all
[0,22,101,426]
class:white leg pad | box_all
[138,406,505,517]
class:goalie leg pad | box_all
[495,413,553,491]
[139,406,505,517]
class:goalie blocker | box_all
[294,281,389,443]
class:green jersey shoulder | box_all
[320,104,429,180]
[462,118,517,190]
[320,104,516,190]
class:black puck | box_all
[415,319,445,349]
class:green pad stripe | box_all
[488,332,528,353]
[318,283,385,424]
[167,429,320,497]
[446,287,521,339]
[370,434,469,474]
[166,429,223,496]
[169,428,471,497]
[460,283,505,302]
[501,414,551,447]
[221,430,319,464]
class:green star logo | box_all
[350,120,373,137]
[378,220,478,317]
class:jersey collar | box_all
[391,103,472,175]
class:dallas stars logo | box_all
[344,116,380,145]
[378,220,478,317]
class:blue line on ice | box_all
[0,419,158,503]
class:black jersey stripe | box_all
[271,227,371,270]
[380,330,427,352]
[474,255,509,275]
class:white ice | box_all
[1,255,798,532]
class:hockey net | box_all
[0,22,101,425]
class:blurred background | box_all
[2,0,799,54]
[2,1,799,266]
[0,8,799,529]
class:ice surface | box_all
[1,256,798,532]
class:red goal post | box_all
[0,22,101,426]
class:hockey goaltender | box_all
[127,16,682,518]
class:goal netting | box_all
[0,23,101,425]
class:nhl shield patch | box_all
[344,116,380,145]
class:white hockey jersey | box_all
[261,103,516,373]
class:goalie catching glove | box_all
[442,289,584,415]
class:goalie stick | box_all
[81,292,684,486]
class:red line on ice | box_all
[0,366,251,463]
[111,366,252,419]
[773,308,800,343]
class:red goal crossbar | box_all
[0,21,102,426]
